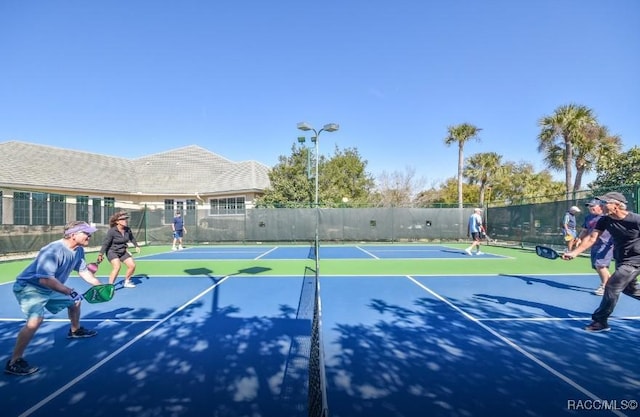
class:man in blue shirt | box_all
[577,200,614,296]
[6,221,102,376]
[172,210,187,250]
[465,208,485,255]
[562,205,581,251]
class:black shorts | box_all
[107,251,133,262]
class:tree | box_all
[490,161,564,204]
[256,143,374,207]
[573,124,622,191]
[444,123,482,208]
[256,143,314,207]
[463,152,502,207]
[537,104,597,199]
[370,166,426,207]
[322,146,375,206]
[592,146,640,189]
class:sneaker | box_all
[584,321,610,332]
[178,245,183,250]
[67,327,97,339]
[475,251,484,255]
[5,358,38,376]
[123,280,136,288]
[172,246,177,251]
[464,249,472,256]
[594,285,605,296]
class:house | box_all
[0,141,271,227]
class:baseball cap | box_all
[596,191,628,204]
[585,199,601,207]
[569,206,581,213]
[65,222,98,236]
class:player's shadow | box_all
[472,293,587,317]
[499,273,593,293]
[442,249,473,256]
[112,273,150,290]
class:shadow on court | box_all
[2,269,314,417]
[323,294,640,417]
[499,273,594,294]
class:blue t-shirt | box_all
[173,215,184,231]
[16,239,87,289]
[468,213,483,234]
[563,212,577,230]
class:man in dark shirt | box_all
[563,191,640,332]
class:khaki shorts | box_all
[13,281,73,320]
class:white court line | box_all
[405,275,630,417]
[254,246,278,260]
[355,246,380,259]
[477,316,640,322]
[0,317,161,322]
[18,275,231,417]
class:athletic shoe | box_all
[178,245,183,250]
[475,251,484,255]
[594,285,605,296]
[172,246,177,251]
[584,321,610,332]
[123,280,136,288]
[67,327,97,339]
[464,249,472,256]
[5,358,38,376]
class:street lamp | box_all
[296,122,339,207]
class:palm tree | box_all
[573,124,622,191]
[444,123,482,208]
[463,152,502,207]
[537,104,596,199]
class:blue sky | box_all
[1,1,638,188]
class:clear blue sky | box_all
[1,1,638,188]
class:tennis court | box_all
[1,244,639,417]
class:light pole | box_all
[296,122,339,208]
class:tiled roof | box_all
[0,141,270,195]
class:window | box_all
[32,193,48,225]
[209,196,246,215]
[14,192,30,225]
[91,198,102,224]
[104,197,116,222]
[76,196,89,223]
[50,194,66,225]
[164,199,175,224]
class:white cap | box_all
[569,206,581,213]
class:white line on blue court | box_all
[355,246,379,259]
[17,275,232,417]
[254,246,278,260]
[0,317,162,322]
[477,316,640,322]
[405,275,630,417]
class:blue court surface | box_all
[1,271,639,416]
[140,244,507,261]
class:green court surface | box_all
[0,244,596,283]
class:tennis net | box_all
[308,237,328,417]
